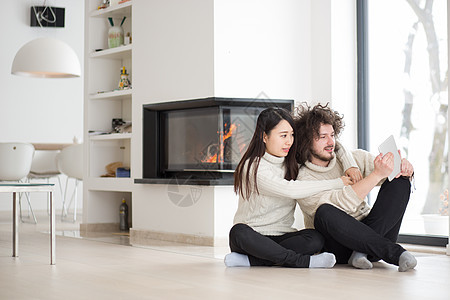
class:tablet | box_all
[378,135,401,181]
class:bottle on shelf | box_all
[119,198,129,231]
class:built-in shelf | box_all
[90,133,132,141]
[90,44,132,60]
[90,2,132,18]
[90,89,132,100]
[84,0,134,225]
[86,177,133,192]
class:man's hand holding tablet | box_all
[378,135,402,181]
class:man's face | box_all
[310,123,335,166]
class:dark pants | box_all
[313,177,411,266]
[228,223,324,268]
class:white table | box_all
[0,183,55,265]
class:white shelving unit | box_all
[83,0,133,228]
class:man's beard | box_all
[311,148,335,162]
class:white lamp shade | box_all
[11,37,81,78]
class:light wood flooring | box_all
[0,211,449,300]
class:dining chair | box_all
[56,143,83,222]
[27,150,63,216]
[0,142,36,223]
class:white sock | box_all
[224,252,250,267]
[348,251,373,269]
[398,251,417,272]
[309,252,336,268]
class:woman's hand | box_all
[340,175,353,186]
[345,167,363,183]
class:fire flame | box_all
[204,153,217,163]
[202,122,239,163]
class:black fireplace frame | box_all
[135,97,293,185]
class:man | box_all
[294,103,417,272]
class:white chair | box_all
[27,150,63,216]
[0,143,36,223]
[56,143,83,222]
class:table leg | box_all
[13,192,18,257]
[50,191,55,265]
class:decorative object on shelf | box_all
[110,0,121,7]
[124,32,131,45]
[112,118,132,133]
[116,167,130,178]
[112,118,125,132]
[118,66,131,89]
[107,17,126,48]
[101,161,123,177]
[11,37,81,78]
[98,0,110,10]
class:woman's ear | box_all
[263,132,268,144]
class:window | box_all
[358,0,448,244]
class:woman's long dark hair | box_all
[234,107,298,200]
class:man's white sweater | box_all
[233,149,356,236]
[297,149,378,229]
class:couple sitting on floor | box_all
[225,103,416,272]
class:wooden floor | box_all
[0,212,449,300]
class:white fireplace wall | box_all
[213,0,312,101]
[131,0,217,242]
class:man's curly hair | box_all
[294,102,344,166]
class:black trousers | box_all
[228,223,324,268]
[313,176,411,266]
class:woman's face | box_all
[263,120,294,157]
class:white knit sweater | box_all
[297,149,378,229]
[233,147,357,236]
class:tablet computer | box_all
[378,135,401,181]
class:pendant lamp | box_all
[11,37,81,78]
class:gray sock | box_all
[309,252,336,268]
[348,251,373,269]
[224,252,250,267]
[398,251,417,272]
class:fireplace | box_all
[135,97,293,185]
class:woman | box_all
[225,107,359,268]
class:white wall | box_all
[214,0,312,101]
[131,0,216,236]
[0,0,84,211]
[310,0,357,149]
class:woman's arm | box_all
[255,166,347,199]
[336,142,363,183]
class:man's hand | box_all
[372,152,394,180]
[340,175,353,186]
[350,153,394,200]
[345,167,363,183]
[396,150,414,178]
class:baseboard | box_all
[80,222,119,233]
[130,229,228,247]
